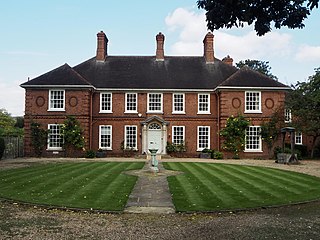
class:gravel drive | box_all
[1,158,320,239]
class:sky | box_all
[1,0,320,116]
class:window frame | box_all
[197,126,210,151]
[197,93,210,114]
[172,93,185,114]
[125,93,138,113]
[284,109,292,123]
[99,125,112,150]
[172,126,185,145]
[245,126,262,152]
[245,91,262,113]
[47,124,64,150]
[147,93,163,113]
[100,92,113,113]
[124,125,138,150]
[295,132,303,145]
[48,89,65,111]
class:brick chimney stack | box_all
[156,32,165,61]
[203,32,214,64]
[96,31,108,61]
[222,55,233,66]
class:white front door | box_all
[147,123,162,154]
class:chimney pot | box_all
[96,31,108,61]
[203,32,214,64]
[156,32,165,61]
[222,55,233,66]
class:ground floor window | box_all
[245,126,262,151]
[197,126,210,151]
[295,132,302,145]
[125,125,137,150]
[99,125,112,150]
[172,126,185,144]
[48,124,63,150]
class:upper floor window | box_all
[197,126,210,151]
[198,93,210,114]
[295,132,302,145]
[148,93,163,113]
[285,109,292,123]
[245,91,261,113]
[172,93,185,114]
[245,126,262,152]
[125,93,138,113]
[48,124,63,150]
[100,92,112,113]
[124,125,137,150]
[99,125,112,150]
[49,90,65,111]
[172,126,185,144]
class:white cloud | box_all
[0,80,25,116]
[295,45,320,62]
[165,7,293,62]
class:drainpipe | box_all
[215,91,220,151]
[89,88,93,150]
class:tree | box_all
[236,59,278,80]
[61,116,85,157]
[30,122,48,157]
[286,67,320,158]
[0,109,23,136]
[220,115,250,158]
[197,0,319,36]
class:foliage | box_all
[166,141,187,153]
[30,122,48,157]
[260,107,287,157]
[213,151,223,159]
[220,115,250,158]
[85,150,96,158]
[236,59,278,80]
[61,116,85,156]
[0,137,5,160]
[197,0,319,36]
[286,67,320,158]
[0,109,23,136]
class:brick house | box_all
[20,31,291,158]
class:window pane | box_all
[101,93,112,111]
[173,94,184,112]
[50,90,64,110]
[100,125,112,149]
[148,93,162,112]
[173,126,184,144]
[245,126,261,151]
[126,93,137,112]
[198,126,210,149]
[245,92,260,112]
[198,94,209,112]
[48,124,63,148]
[125,126,137,149]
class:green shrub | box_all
[85,150,96,158]
[213,151,223,159]
[0,137,5,160]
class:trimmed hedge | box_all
[0,137,5,160]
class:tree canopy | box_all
[236,59,278,80]
[0,109,24,136]
[286,67,320,158]
[197,0,319,36]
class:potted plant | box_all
[200,148,213,159]
[96,148,106,158]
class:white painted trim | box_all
[125,93,138,113]
[215,86,291,91]
[48,89,65,111]
[197,126,210,151]
[172,126,185,144]
[100,92,112,113]
[197,93,211,114]
[147,93,163,113]
[172,93,185,114]
[245,126,262,152]
[245,91,261,114]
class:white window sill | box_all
[147,111,163,114]
[47,147,63,151]
[197,112,211,115]
[99,111,113,114]
[244,150,263,153]
[172,112,186,114]
[48,109,65,112]
[244,110,262,114]
[124,111,138,114]
[99,148,112,150]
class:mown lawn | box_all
[0,162,144,211]
[164,162,320,212]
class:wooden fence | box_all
[0,135,24,159]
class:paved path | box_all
[124,161,180,214]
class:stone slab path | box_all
[124,161,181,214]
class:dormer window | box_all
[48,90,65,111]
